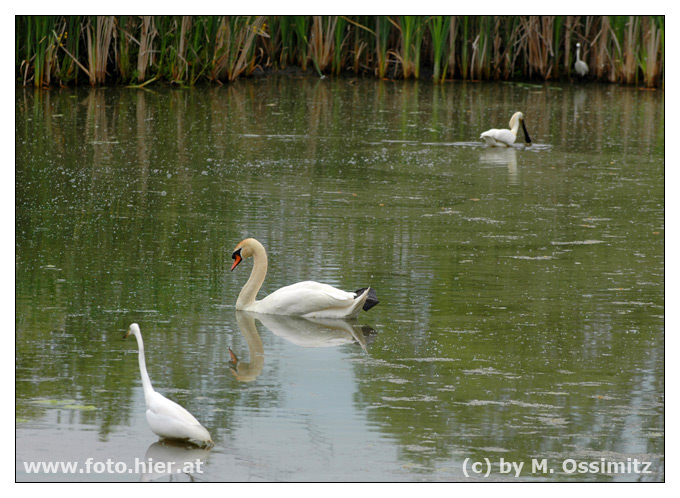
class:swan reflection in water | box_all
[228,311,265,382]
[480,146,519,185]
[228,311,374,382]
[140,440,211,482]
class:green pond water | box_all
[16,78,664,482]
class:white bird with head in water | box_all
[123,323,213,447]
[480,111,532,147]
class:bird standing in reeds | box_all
[575,42,589,77]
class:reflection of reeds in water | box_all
[16,15,664,88]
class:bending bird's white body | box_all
[125,324,213,446]
[231,238,378,319]
[575,42,589,77]
[480,112,529,147]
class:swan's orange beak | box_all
[231,250,242,271]
[228,348,239,364]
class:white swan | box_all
[124,323,213,447]
[574,42,589,77]
[230,238,379,319]
[480,111,532,147]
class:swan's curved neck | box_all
[510,116,521,135]
[236,242,268,309]
[576,46,581,61]
[132,330,154,405]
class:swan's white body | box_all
[575,43,588,77]
[231,238,378,319]
[124,324,213,447]
[480,112,531,147]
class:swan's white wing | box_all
[146,391,211,442]
[481,128,516,146]
[253,281,362,317]
[148,391,202,425]
[480,129,499,146]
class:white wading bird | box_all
[124,323,213,447]
[230,238,379,319]
[574,42,589,77]
[480,111,532,147]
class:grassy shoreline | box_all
[16,15,664,89]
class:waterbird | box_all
[480,112,532,147]
[575,42,589,77]
[231,238,379,318]
[123,323,213,447]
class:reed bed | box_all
[16,15,664,88]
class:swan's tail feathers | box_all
[354,287,379,312]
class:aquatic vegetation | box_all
[15,15,664,88]
[428,16,450,83]
[63,404,98,411]
[33,398,78,406]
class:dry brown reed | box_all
[309,16,337,74]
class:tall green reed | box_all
[332,16,348,75]
[389,16,427,79]
[428,16,450,83]
[374,16,392,78]
[640,16,663,88]
[293,16,310,71]
[18,16,56,87]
